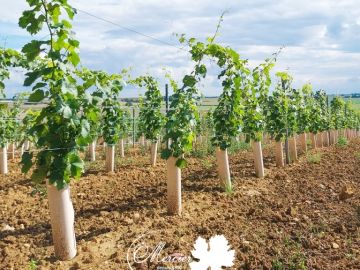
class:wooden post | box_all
[150,141,158,166]
[1,145,8,174]
[299,133,307,153]
[252,141,265,178]
[88,141,96,162]
[105,145,115,172]
[216,148,231,189]
[275,141,284,167]
[167,157,181,215]
[311,133,317,149]
[47,183,76,260]
[289,136,298,162]
[119,139,125,158]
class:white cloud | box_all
[0,0,360,97]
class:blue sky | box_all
[1,0,360,97]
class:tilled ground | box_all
[0,139,359,270]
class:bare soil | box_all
[0,139,359,270]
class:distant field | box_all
[202,97,360,112]
[344,97,360,112]
[3,96,359,113]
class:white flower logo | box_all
[189,235,235,270]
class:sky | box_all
[0,0,360,97]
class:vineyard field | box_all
[1,1,360,269]
[1,139,359,269]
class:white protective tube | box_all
[119,139,125,158]
[323,132,329,147]
[311,133,317,149]
[47,183,76,260]
[8,143,15,160]
[150,141,158,166]
[216,148,231,189]
[88,141,96,162]
[317,133,323,148]
[24,140,30,151]
[1,145,8,174]
[275,141,284,167]
[140,135,145,147]
[252,141,265,178]
[167,157,181,215]
[299,133,307,153]
[105,145,115,172]
[289,136,298,162]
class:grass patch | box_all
[116,156,138,167]
[29,259,38,270]
[337,136,348,147]
[309,221,329,239]
[224,182,234,195]
[355,152,360,160]
[191,140,215,158]
[307,153,322,164]
[139,145,149,156]
[228,140,251,154]
[201,158,213,169]
[271,259,285,270]
[191,137,250,157]
[30,184,47,199]
[271,239,308,270]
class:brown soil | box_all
[0,139,359,270]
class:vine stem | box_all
[209,10,228,44]
[40,0,56,82]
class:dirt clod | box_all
[339,186,355,200]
